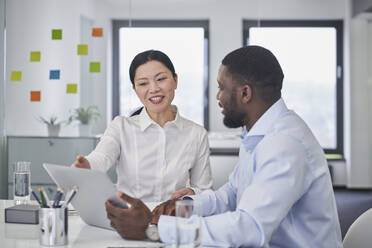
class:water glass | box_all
[13,161,31,205]
[175,200,202,248]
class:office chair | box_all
[343,208,372,248]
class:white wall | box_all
[369,21,372,187]
[348,18,370,187]
[339,0,372,187]
[0,0,7,198]
[5,0,107,136]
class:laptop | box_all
[43,163,118,230]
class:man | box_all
[106,45,342,247]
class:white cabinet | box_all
[208,133,240,190]
[208,132,240,190]
[7,136,98,199]
[210,154,239,190]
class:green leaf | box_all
[67,105,100,125]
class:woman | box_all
[73,50,212,202]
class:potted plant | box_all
[67,105,100,136]
[39,116,63,136]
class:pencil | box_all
[30,187,41,206]
[62,187,78,208]
[41,188,50,208]
[52,188,64,208]
[39,188,46,208]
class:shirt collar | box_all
[240,98,288,152]
[246,98,288,137]
[138,105,183,132]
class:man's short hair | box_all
[222,45,284,102]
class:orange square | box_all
[30,91,41,102]
[92,27,103,37]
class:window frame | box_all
[112,19,210,130]
[243,20,344,158]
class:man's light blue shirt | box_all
[158,98,342,247]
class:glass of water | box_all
[175,200,202,248]
[13,161,31,205]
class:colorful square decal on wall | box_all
[77,44,88,55]
[52,29,62,40]
[66,84,78,94]
[92,27,103,37]
[10,71,22,81]
[30,91,41,102]
[89,62,100,73]
[30,51,41,62]
[49,70,60,80]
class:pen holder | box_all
[39,207,68,246]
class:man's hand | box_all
[105,191,152,240]
[170,187,195,200]
[151,199,177,225]
[72,155,91,169]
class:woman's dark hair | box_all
[222,45,284,103]
[130,107,143,117]
[129,50,176,85]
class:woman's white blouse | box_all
[85,107,213,202]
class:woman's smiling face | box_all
[133,60,178,115]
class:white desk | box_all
[0,200,164,248]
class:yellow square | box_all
[11,71,22,81]
[89,62,100,73]
[52,29,62,40]
[30,51,41,62]
[66,84,78,94]
[77,44,88,55]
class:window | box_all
[112,20,209,128]
[243,20,343,157]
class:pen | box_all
[62,187,78,208]
[30,187,41,206]
[61,188,72,208]
[52,188,64,208]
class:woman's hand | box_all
[170,187,195,200]
[72,155,91,169]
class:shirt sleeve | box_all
[159,135,310,247]
[187,160,240,217]
[188,129,213,194]
[85,117,122,172]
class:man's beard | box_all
[221,89,245,128]
[223,108,245,128]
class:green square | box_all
[90,62,100,73]
[30,51,41,62]
[66,84,78,94]
[10,71,22,81]
[52,29,62,40]
[77,44,88,55]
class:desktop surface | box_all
[0,200,164,248]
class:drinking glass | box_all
[175,200,202,248]
[13,161,31,205]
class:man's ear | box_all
[240,85,252,104]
